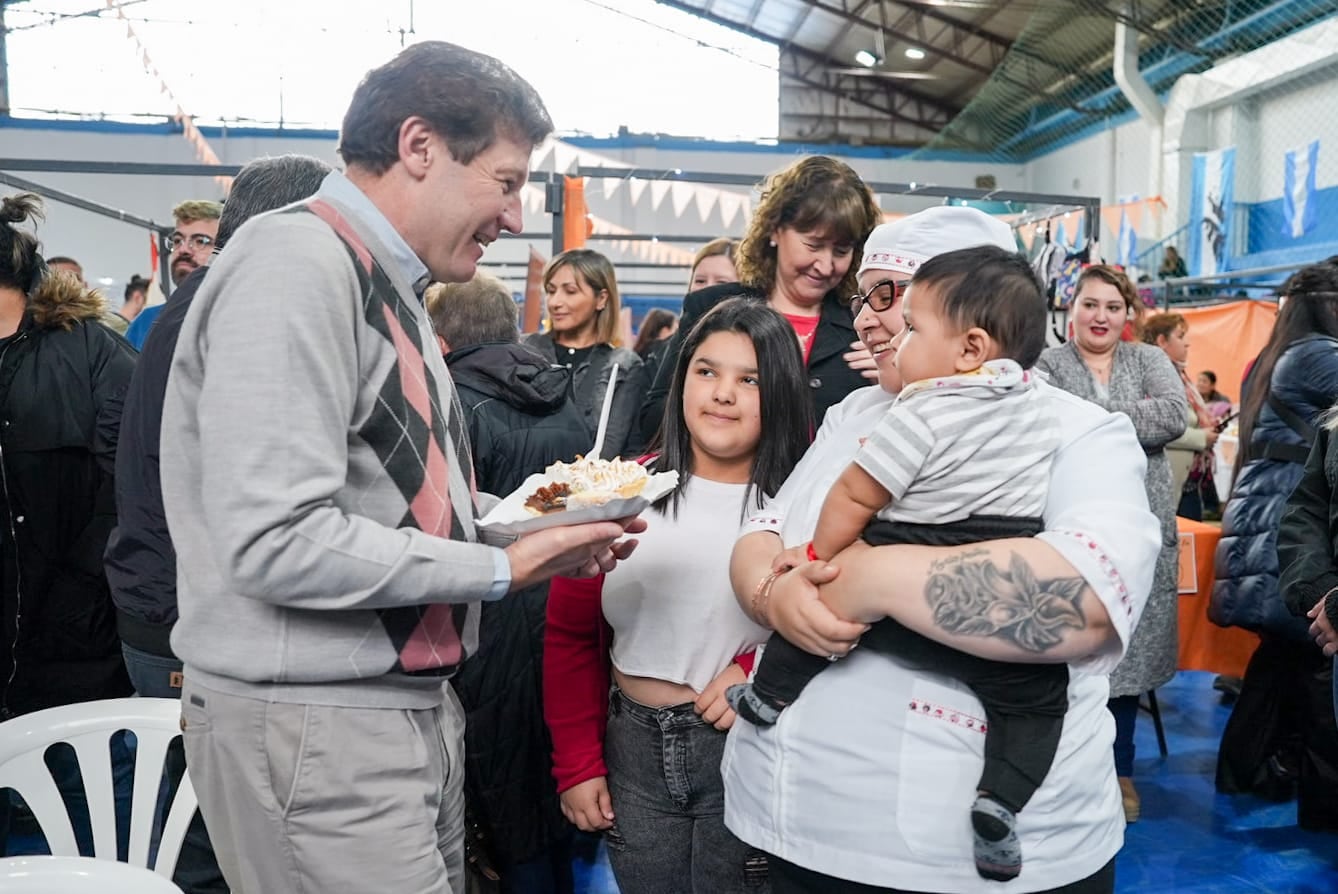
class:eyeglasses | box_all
[849,278,911,317]
[166,233,214,252]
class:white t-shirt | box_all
[602,476,771,693]
[723,381,1159,892]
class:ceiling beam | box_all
[780,52,951,132]
[797,0,996,76]
[883,0,1013,50]
[654,0,963,120]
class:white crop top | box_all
[602,476,770,693]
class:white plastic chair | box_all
[0,698,197,879]
[0,855,184,892]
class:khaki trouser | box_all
[180,677,466,894]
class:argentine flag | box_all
[1283,139,1319,239]
[1188,147,1236,277]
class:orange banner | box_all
[1179,301,1278,403]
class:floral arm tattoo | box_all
[924,548,1088,653]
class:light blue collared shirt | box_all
[315,171,511,598]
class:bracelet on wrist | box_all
[752,569,782,627]
[806,542,820,563]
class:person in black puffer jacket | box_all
[1211,260,1338,827]
[0,193,137,856]
[427,274,591,894]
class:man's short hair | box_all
[216,155,333,249]
[337,41,553,174]
[425,274,519,349]
[172,200,222,225]
[912,244,1048,369]
[46,256,81,272]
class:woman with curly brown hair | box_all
[638,156,882,444]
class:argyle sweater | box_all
[162,190,498,708]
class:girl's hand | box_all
[559,776,615,832]
[694,662,747,731]
[1307,595,1338,657]
[843,339,880,381]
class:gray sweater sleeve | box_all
[166,214,500,611]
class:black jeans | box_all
[770,856,1116,893]
[748,515,1068,812]
[603,688,769,893]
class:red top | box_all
[783,312,821,365]
[543,573,758,793]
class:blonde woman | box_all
[524,249,648,459]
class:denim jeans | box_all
[120,645,228,894]
[603,687,769,894]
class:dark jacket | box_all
[1212,335,1338,640]
[446,340,589,867]
[0,281,136,718]
[522,332,646,460]
[637,283,863,444]
[1279,424,1338,629]
[447,341,591,496]
[104,266,208,657]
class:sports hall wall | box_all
[3,15,1336,308]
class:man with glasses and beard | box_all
[125,199,221,348]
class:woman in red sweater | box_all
[544,299,812,893]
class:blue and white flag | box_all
[1117,209,1137,267]
[1187,146,1236,278]
[1283,139,1319,239]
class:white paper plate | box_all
[477,470,680,536]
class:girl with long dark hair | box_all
[543,298,811,893]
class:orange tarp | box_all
[1179,301,1279,402]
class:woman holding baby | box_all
[721,208,1162,893]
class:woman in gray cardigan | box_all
[1036,265,1186,823]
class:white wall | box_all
[0,121,1026,302]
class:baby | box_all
[728,244,1064,882]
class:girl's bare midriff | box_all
[612,666,699,708]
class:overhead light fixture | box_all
[854,49,879,68]
[905,47,926,60]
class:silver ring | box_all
[826,652,840,662]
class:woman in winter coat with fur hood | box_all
[0,192,136,722]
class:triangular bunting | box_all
[694,190,717,224]
[628,177,648,206]
[670,182,694,218]
[650,181,672,211]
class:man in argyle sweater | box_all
[160,42,643,894]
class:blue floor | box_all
[7,672,1334,891]
[573,671,1338,893]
